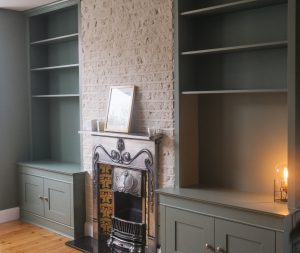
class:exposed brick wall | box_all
[80,0,174,226]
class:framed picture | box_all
[104,86,135,133]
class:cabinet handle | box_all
[44,197,49,202]
[217,246,225,253]
[205,243,214,251]
[39,196,44,200]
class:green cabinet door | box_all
[215,219,276,253]
[44,179,71,226]
[20,174,44,216]
[165,207,214,253]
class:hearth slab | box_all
[66,235,151,253]
[66,235,111,253]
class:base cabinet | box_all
[19,162,85,238]
[163,206,276,253]
[158,191,289,253]
[215,219,275,253]
[21,175,71,225]
[166,207,214,253]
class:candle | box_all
[283,167,288,188]
[274,164,288,202]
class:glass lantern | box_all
[274,164,288,202]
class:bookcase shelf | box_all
[32,94,79,98]
[181,41,287,56]
[30,33,78,46]
[180,0,287,17]
[182,89,287,95]
[31,64,79,72]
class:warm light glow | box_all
[274,164,288,202]
[283,167,288,186]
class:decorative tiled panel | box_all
[99,164,113,234]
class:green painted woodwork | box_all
[165,207,214,253]
[31,97,81,163]
[169,0,297,252]
[158,191,288,232]
[20,174,73,226]
[19,164,85,238]
[175,0,289,191]
[215,219,275,253]
[21,210,75,238]
[159,193,288,253]
[30,40,78,69]
[29,5,78,42]
[20,174,44,216]
[157,188,290,218]
[178,0,286,14]
[28,1,80,164]
[31,68,79,96]
[0,10,30,210]
[44,178,71,225]
[19,160,81,175]
[287,0,300,211]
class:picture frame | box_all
[104,86,135,133]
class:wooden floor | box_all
[0,220,80,252]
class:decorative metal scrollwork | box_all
[93,138,155,211]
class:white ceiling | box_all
[0,0,57,11]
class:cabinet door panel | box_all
[166,207,214,253]
[44,179,71,225]
[215,219,275,253]
[20,174,44,216]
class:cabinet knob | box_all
[217,246,225,253]
[39,196,44,200]
[44,197,49,202]
[205,243,214,251]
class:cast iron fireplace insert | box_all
[93,135,161,253]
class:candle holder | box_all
[274,164,288,202]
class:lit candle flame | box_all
[283,167,288,187]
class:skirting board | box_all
[0,207,20,223]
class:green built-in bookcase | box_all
[28,0,81,166]
[176,0,289,197]
[18,0,84,238]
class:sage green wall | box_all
[0,10,29,210]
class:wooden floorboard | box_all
[0,220,80,252]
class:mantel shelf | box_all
[78,130,163,141]
[31,64,79,72]
[32,94,80,98]
[182,89,288,95]
[180,0,287,17]
[181,41,288,56]
[30,33,78,45]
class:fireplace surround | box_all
[92,133,162,253]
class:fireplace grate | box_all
[111,216,146,243]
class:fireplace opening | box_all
[107,167,147,252]
[114,192,143,223]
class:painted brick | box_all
[81,0,174,225]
